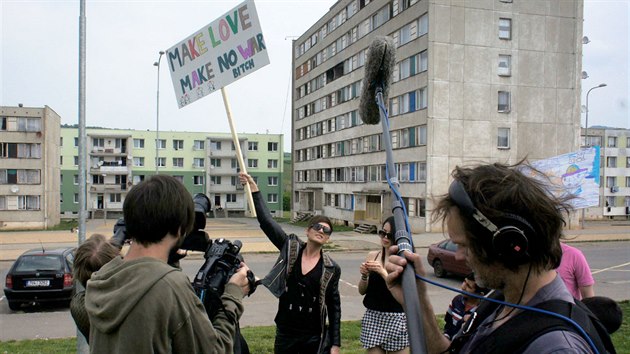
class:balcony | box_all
[89,184,126,193]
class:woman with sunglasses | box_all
[358,216,409,354]
[239,172,341,354]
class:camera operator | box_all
[85,175,250,353]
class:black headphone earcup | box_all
[492,226,529,266]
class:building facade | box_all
[292,0,583,232]
[582,127,630,220]
[60,127,284,219]
[1,106,61,230]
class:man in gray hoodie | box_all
[85,175,251,353]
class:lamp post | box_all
[581,83,607,229]
[584,83,607,146]
[154,50,165,174]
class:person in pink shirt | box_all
[557,243,595,300]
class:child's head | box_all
[581,296,623,334]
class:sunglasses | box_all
[378,230,393,239]
[310,223,332,235]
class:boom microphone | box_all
[359,36,396,125]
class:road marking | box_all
[607,280,630,285]
[340,279,357,289]
[592,261,630,275]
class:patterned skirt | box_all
[360,308,409,351]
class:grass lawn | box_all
[1,301,627,353]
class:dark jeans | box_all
[274,328,321,354]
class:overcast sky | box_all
[1,0,628,153]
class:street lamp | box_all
[584,83,607,146]
[154,50,165,174]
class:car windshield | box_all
[15,255,63,272]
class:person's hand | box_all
[365,260,387,279]
[238,172,259,192]
[359,262,369,277]
[228,262,251,296]
[385,245,426,304]
[330,345,340,354]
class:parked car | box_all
[4,247,75,311]
[427,240,471,278]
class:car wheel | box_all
[8,300,22,311]
[433,259,446,278]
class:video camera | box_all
[110,193,257,310]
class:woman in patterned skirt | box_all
[358,216,409,354]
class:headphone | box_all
[448,180,535,266]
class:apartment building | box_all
[0,106,60,230]
[60,127,284,218]
[292,0,583,232]
[582,127,630,220]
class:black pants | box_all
[274,328,320,354]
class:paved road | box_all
[1,242,628,341]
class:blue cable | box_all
[414,273,600,354]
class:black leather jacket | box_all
[253,192,341,352]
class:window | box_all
[18,195,40,210]
[193,158,204,168]
[419,50,428,72]
[133,139,144,148]
[627,176,630,187]
[157,157,166,167]
[418,13,429,36]
[268,159,278,169]
[74,137,79,147]
[74,156,79,166]
[210,176,222,185]
[268,142,278,151]
[498,91,511,112]
[226,194,237,203]
[499,18,512,39]
[0,117,5,131]
[418,162,427,182]
[627,157,630,168]
[16,118,41,132]
[248,159,258,168]
[133,157,145,167]
[92,138,104,148]
[606,176,616,187]
[173,175,184,183]
[231,159,238,169]
[268,176,278,186]
[417,87,428,110]
[74,193,79,203]
[173,140,184,150]
[248,142,258,151]
[60,137,63,146]
[193,176,204,185]
[133,175,145,184]
[194,140,205,150]
[606,156,617,168]
[210,158,221,167]
[498,55,511,76]
[156,139,166,149]
[418,125,427,145]
[498,128,510,148]
[607,136,617,147]
[172,157,184,168]
[211,141,222,150]
[267,193,278,203]
[74,174,79,185]
[109,194,122,203]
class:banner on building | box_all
[526,146,601,209]
[166,0,269,108]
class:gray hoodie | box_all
[86,256,243,354]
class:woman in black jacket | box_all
[240,172,341,354]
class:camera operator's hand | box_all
[238,172,259,193]
[228,262,251,296]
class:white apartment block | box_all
[582,127,630,220]
[292,0,583,232]
[1,106,61,230]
